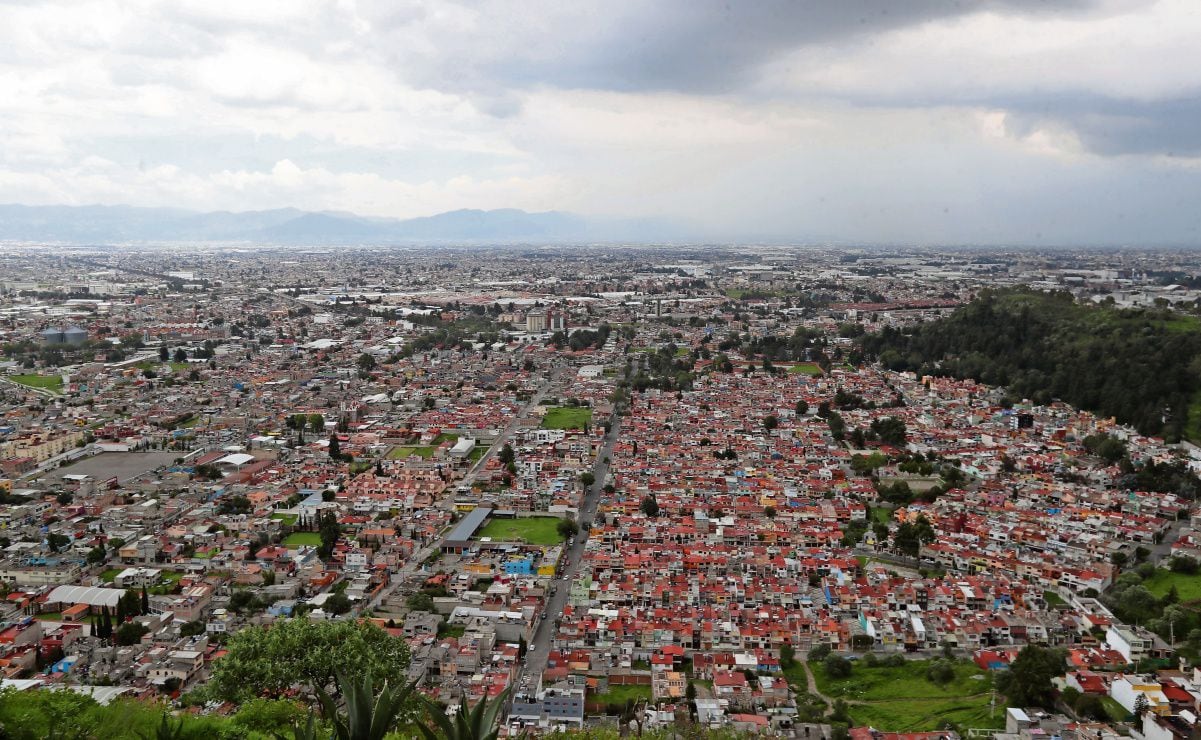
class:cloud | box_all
[0,0,1196,244]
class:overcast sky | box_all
[1,0,1199,244]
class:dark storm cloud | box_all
[490,0,1110,94]
[1004,96,1201,157]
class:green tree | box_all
[640,495,660,518]
[232,698,306,737]
[328,434,342,461]
[206,619,411,703]
[996,645,1064,708]
[823,654,852,679]
[115,622,150,646]
[308,414,325,433]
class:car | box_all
[529,643,536,652]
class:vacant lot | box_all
[1144,569,1201,602]
[477,516,563,546]
[10,374,63,393]
[786,363,823,376]
[788,659,995,732]
[283,532,322,548]
[387,445,436,459]
[540,406,592,429]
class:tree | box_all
[795,399,809,417]
[763,414,779,432]
[808,643,831,661]
[1134,693,1151,720]
[764,505,777,519]
[325,591,352,616]
[556,518,579,539]
[417,689,509,740]
[46,532,69,553]
[317,671,417,740]
[159,344,169,362]
[308,414,325,433]
[233,698,307,737]
[640,495,660,518]
[206,619,411,703]
[824,654,852,679]
[173,348,188,364]
[996,645,1064,708]
[498,443,515,465]
[780,643,795,669]
[356,353,376,372]
[179,620,206,638]
[578,471,595,487]
[1111,551,1128,570]
[141,586,150,615]
[87,546,108,565]
[870,416,907,446]
[115,621,150,646]
[328,434,342,461]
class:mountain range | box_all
[0,204,683,244]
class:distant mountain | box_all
[0,203,684,244]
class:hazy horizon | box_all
[1,1,1199,246]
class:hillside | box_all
[859,289,1201,442]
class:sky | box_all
[0,0,1199,245]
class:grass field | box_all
[477,516,564,546]
[387,445,436,459]
[270,512,298,526]
[283,532,323,548]
[1143,569,1201,602]
[592,684,652,705]
[787,363,823,376]
[10,374,63,393]
[468,445,489,462]
[1100,696,1129,723]
[871,507,893,524]
[792,659,996,731]
[1043,590,1067,606]
[540,406,592,430]
[433,433,459,445]
[99,568,122,582]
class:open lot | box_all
[9,374,63,393]
[45,451,180,484]
[540,406,592,429]
[477,516,564,546]
[786,363,823,376]
[1144,569,1201,602]
[788,659,996,731]
[283,532,322,548]
[386,445,436,459]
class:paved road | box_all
[511,408,622,698]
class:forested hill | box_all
[858,289,1201,443]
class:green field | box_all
[1043,590,1067,606]
[871,507,893,524]
[787,363,824,376]
[468,445,490,462]
[433,433,459,445]
[387,445,436,459]
[790,659,995,731]
[540,406,593,430]
[1143,569,1201,602]
[592,683,652,706]
[99,568,122,583]
[270,512,298,526]
[477,516,564,546]
[10,374,63,393]
[283,532,323,548]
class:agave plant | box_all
[312,671,418,740]
[417,688,513,740]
